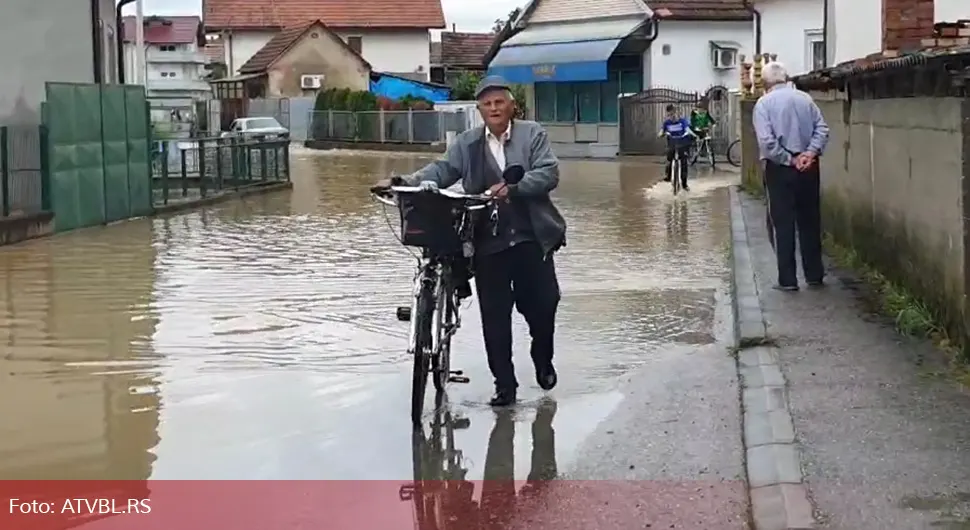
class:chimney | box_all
[452,23,456,32]
[882,0,935,51]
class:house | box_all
[485,0,752,157]
[210,20,372,99]
[825,0,970,67]
[0,0,118,123]
[202,0,445,81]
[748,0,824,76]
[122,16,212,120]
[430,31,495,84]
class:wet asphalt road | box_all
[0,148,746,527]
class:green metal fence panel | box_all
[45,83,83,231]
[101,85,131,223]
[74,84,106,229]
[124,87,152,217]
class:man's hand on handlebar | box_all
[487,182,509,199]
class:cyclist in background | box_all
[689,100,717,141]
[659,105,696,191]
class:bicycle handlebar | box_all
[370,185,496,210]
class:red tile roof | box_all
[651,0,752,20]
[238,20,371,74]
[440,32,494,68]
[122,15,202,44]
[203,0,446,30]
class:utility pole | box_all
[135,0,146,84]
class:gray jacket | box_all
[404,119,567,256]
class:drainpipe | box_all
[117,0,139,83]
[742,0,762,54]
[822,0,829,67]
[90,0,103,82]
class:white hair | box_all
[762,62,788,85]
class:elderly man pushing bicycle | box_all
[373,76,566,407]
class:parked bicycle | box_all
[726,139,741,167]
[689,126,716,169]
[370,180,497,426]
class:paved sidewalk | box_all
[736,190,970,529]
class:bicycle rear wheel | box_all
[727,140,741,167]
[431,277,455,393]
[411,281,434,426]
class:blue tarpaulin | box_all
[370,73,451,102]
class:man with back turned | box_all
[753,62,830,291]
[373,76,566,407]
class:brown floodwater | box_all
[0,147,737,481]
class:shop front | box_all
[487,17,655,158]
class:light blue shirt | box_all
[753,84,829,166]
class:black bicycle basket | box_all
[397,192,464,254]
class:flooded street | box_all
[0,148,740,490]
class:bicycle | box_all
[400,393,473,529]
[726,139,741,167]
[662,133,690,195]
[689,127,716,169]
[370,182,497,426]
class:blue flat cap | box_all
[475,75,512,99]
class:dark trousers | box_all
[665,142,690,187]
[764,160,824,286]
[474,242,560,390]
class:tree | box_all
[492,8,521,33]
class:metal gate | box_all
[618,85,731,156]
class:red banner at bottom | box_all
[0,480,748,529]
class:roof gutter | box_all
[116,0,139,83]
[742,0,762,55]
[90,0,103,83]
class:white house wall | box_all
[527,0,646,24]
[757,0,824,75]
[827,0,881,65]
[0,0,117,123]
[650,20,752,92]
[226,29,430,80]
[936,0,969,22]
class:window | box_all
[709,41,740,69]
[159,44,177,52]
[347,36,362,54]
[806,30,825,71]
[533,64,642,124]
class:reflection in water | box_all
[665,199,689,246]
[0,222,161,480]
[405,395,558,529]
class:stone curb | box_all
[729,187,816,530]
[728,187,768,346]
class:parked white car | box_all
[222,117,289,140]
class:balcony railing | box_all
[147,78,212,93]
[146,49,207,64]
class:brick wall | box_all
[882,0,935,51]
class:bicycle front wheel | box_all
[727,140,741,167]
[671,160,681,195]
[411,282,434,426]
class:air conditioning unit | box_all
[301,74,324,89]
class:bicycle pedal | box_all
[396,306,411,321]
[449,370,464,376]
[448,376,470,384]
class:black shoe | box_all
[536,364,557,391]
[456,281,472,299]
[772,284,799,292]
[683,185,690,191]
[489,388,517,407]
[663,176,671,182]
[806,279,825,289]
